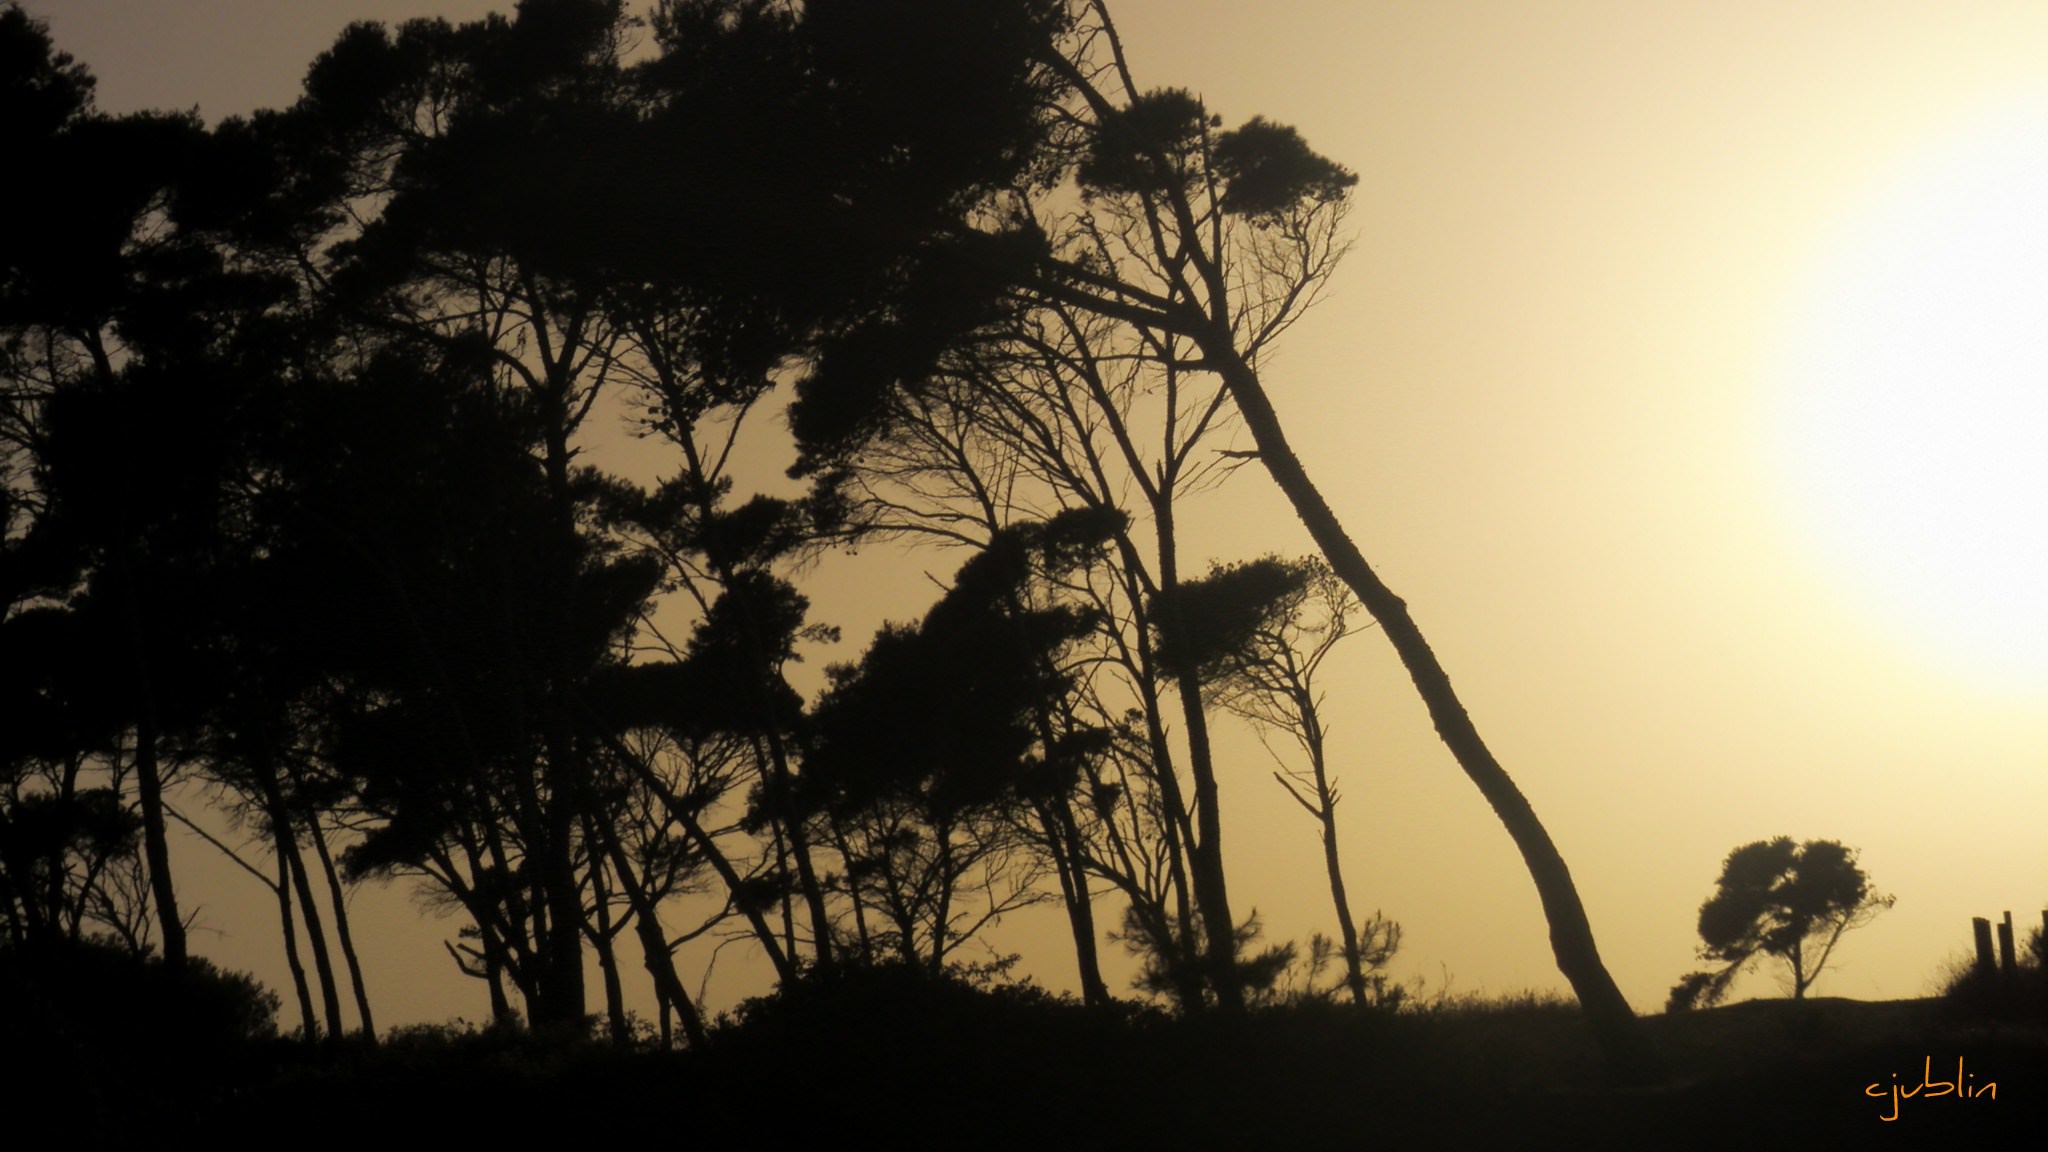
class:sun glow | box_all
[1775,90,2048,694]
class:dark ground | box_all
[18,961,2046,1149]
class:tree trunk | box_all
[1110,550,1205,1001]
[126,657,184,967]
[97,346,185,969]
[1205,340,1646,1067]
[538,736,588,1033]
[305,810,376,1040]
[1295,698,1369,1006]
[586,848,630,1046]
[261,771,344,1041]
[1042,802,1110,1007]
[269,844,317,1041]
[597,822,708,1048]
[535,330,591,1036]
[453,836,519,1028]
[282,820,346,1040]
[1152,495,1244,1010]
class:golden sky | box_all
[28,0,2048,1023]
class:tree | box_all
[295,0,1080,1021]
[1157,556,1400,1007]
[1030,1,1645,1057]
[0,1,219,970]
[802,528,1091,973]
[788,0,1642,1058]
[8,0,1651,1048]
[809,297,1279,1008]
[1667,837,1895,1010]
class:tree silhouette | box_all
[290,0,1085,1015]
[806,291,1283,1008]
[4,0,1691,1064]
[1024,1,1642,1060]
[783,0,1641,1057]
[0,4,221,968]
[4,7,413,1032]
[1668,837,1894,1010]
[803,523,1100,972]
[1157,556,1400,1007]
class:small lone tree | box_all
[1668,837,1895,1010]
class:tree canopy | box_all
[0,0,1602,1057]
[1668,837,1895,1010]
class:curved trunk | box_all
[1205,339,1646,1067]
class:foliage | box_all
[1668,838,1894,1009]
[1075,87,1212,196]
[803,522,1105,969]
[1149,557,1315,685]
[1212,116,1358,218]
[0,935,279,1058]
[1,0,1445,1054]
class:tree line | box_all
[1,0,1640,1060]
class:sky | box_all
[21,0,2048,1026]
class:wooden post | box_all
[1973,916,1995,974]
[2039,911,2048,1016]
[1999,911,2017,977]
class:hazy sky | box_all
[24,0,2048,1024]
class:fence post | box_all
[1973,916,1995,974]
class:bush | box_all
[0,936,281,1140]
[0,936,279,1051]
